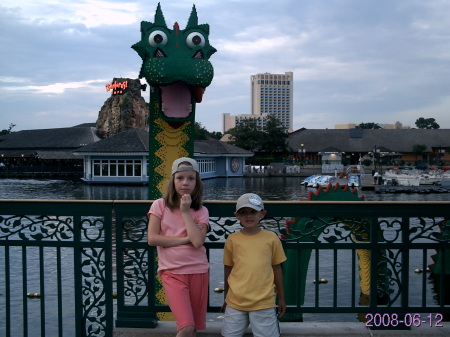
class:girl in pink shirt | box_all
[148,157,209,337]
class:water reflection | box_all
[2,177,450,201]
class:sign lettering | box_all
[106,80,128,95]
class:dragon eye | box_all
[149,30,168,47]
[186,32,205,49]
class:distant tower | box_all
[250,71,293,131]
[222,71,294,134]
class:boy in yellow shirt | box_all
[221,193,287,337]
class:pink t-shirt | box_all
[148,198,210,274]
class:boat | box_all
[347,174,360,187]
[306,175,324,188]
[301,174,321,186]
[313,175,335,188]
[383,168,421,186]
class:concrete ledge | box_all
[114,321,450,337]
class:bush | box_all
[246,157,275,166]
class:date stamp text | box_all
[365,313,443,327]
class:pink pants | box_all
[160,271,209,331]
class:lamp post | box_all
[438,145,445,165]
[372,145,376,171]
[298,144,306,164]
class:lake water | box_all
[1,177,449,335]
[2,176,450,201]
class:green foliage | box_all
[246,157,275,166]
[227,115,289,153]
[208,131,223,139]
[412,144,427,154]
[227,119,264,151]
[261,115,290,154]
[194,122,222,140]
[1,123,16,135]
[119,97,130,109]
[415,117,440,129]
[412,144,427,160]
[356,122,381,129]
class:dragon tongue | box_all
[160,82,191,118]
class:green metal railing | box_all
[1,200,450,336]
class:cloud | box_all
[1,0,450,133]
[4,80,106,94]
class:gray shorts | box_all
[221,305,281,337]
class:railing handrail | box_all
[1,199,450,336]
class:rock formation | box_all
[96,78,148,138]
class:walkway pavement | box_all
[114,321,450,337]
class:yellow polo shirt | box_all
[223,229,287,311]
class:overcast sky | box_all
[1,0,450,133]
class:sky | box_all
[1,0,450,133]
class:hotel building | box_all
[223,71,293,133]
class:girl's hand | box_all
[180,194,192,213]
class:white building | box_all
[222,72,293,133]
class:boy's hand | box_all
[220,302,227,313]
[277,298,286,318]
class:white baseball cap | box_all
[171,157,200,175]
[236,193,264,212]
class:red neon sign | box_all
[106,80,128,95]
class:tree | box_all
[208,131,223,140]
[356,122,382,129]
[194,122,210,140]
[415,117,440,129]
[1,123,16,136]
[412,144,427,161]
[227,119,264,151]
[194,122,223,140]
[260,115,289,155]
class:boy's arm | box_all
[221,265,233,312]
[273,264,286,318]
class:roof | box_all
[74,128,148,153]
[288,129,450,153]
[1,126,252,158]
[194,139,253,155]
[0,126,100,150]
[75,129,253,156]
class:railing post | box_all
[401,216,410,309]
[114,202,158,328]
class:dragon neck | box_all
[148,86,195,199]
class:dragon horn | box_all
[154,2,168,28]
[186,4,198,30]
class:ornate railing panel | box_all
[1,200,450,336]
[0,201,114,337]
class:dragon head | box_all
[132,3,216,123]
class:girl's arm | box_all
[273,263,286,318]
[180,194,208,248]
[147,214,190,247]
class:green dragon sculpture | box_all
[132,4,216,320]
[281,183,390,322]
[132,3,216,199]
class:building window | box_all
[93,159,143,177]
[197,159,216,173]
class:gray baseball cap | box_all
[171,157,200,175]
[236,193,264,212]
